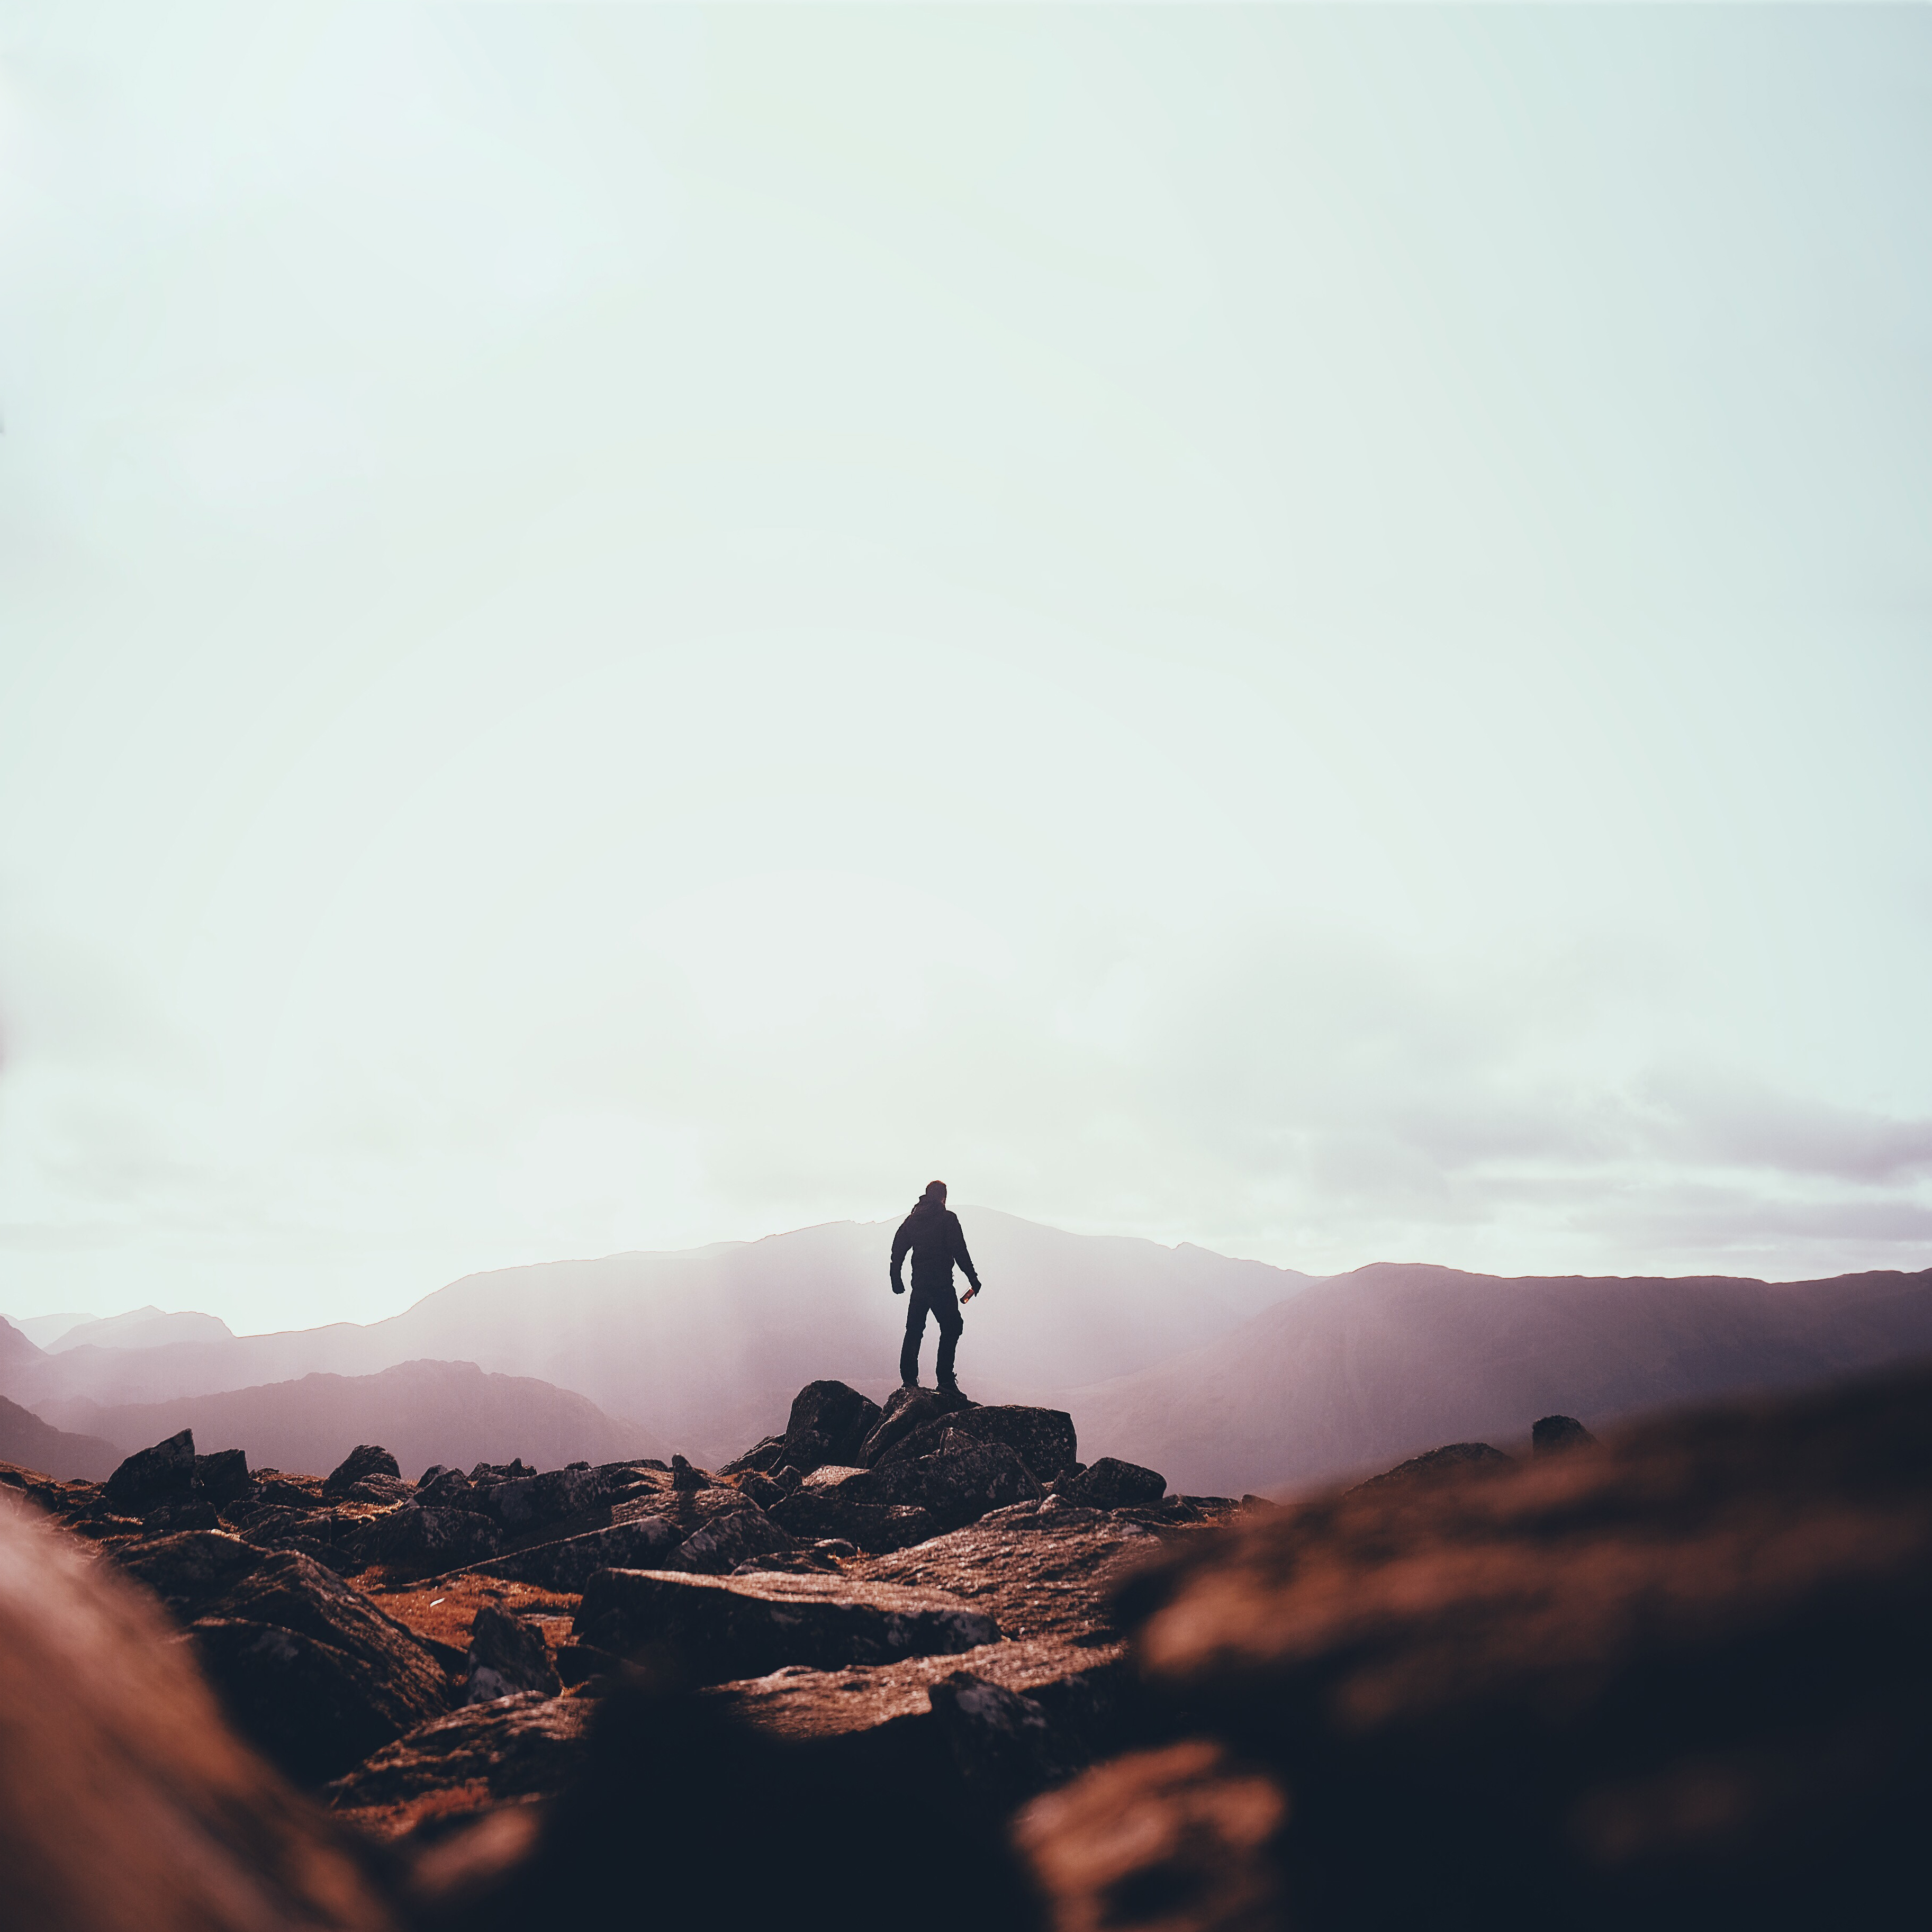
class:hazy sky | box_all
[3,3,1929,1332]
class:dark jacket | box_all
[891,1204,980,1295]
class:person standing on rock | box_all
[891,1180,982,1397]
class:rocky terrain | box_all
[2,1358,1927,1930]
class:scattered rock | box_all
[115,1529,264,1616]
[357,1506,502,1572]
[482,1515,684,1593]
[1239,1494,1277,1512]
[877,1405,1080,1485]
[1055,1456,1166,1510]
[1347,1440,1515,1492]
[193,1448,252,1504]
[669,1454,706,1492]
[465,1604,562,1703]
[471,1463,609,1531]
[0,1481,401,1932]
[781,1379,884,1471]
[672,1499,795,1575]
[326,1691,593,1838]
[771,1486,940,1552]
[1532,1414,1598,1457]
[103,1429,196,1512]
[185,1550,451,1784]
[1099,1364,1932,1928]
[869,1439,1045,1530]
[417,1467,475,1508]
[140,1495,222,1534]
[324,1445,402,1497]
[572,1567,1000,1683]
[857,1385,955,1466]
[1015,1738,1289,1932]
[732,1468,787,1510]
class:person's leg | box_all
[899,1286,929,1386]
[934,1282,963,1388]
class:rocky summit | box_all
[2,1362,1927,1930]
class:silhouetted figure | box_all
[891,1180,982,1395]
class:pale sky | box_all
[2,3,1929,1333]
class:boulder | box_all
[472,1462,609,1531]
[115,1529,264,1617]
[416,1467,475,1508]
[733,1468,788,1511]
[1093,1361,1932,1929]
[783,1380,883,1470]
[322,1444,401,1496]
[720,1433,789,1477]
[572,1568,1000,1683]
[466,1603,562,1703]
[0,1475,402,1932]
[669,1454,707,1492]
[103,1429,196,1512]
[324,1691,594,1837]
[1055,1456,1167,1510]
[139,1496,222,1535]
[877,1405,1079,1484]
[357,1505,501,1571]
[870,1440,1044,1531]
[1532,1414,1598,1457]
[470,1458,536,1484]
[484,1515,684,1593]
[192,1448,251,1504]
[673,1500,795,1576]
[185,1549,450,1783]
[1348,1440,1515,1493]
[857,1385,955,1466]
[772,1487,940,1554]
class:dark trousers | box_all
[900,1276,963,1386]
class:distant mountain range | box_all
[35,1359,665,1480]
[0,1392,120,1481]
[1058,1261,1932,1495]
[0,1211,1313,1464]
[5,1219,1930,1495]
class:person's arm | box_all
[890,1218,911,1294]
[949,1214,982,1295]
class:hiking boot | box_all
[938,1379,972,1406]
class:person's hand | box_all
[962,1285,979,1304]
[892,1283,905,1295]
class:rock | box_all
[784,1379,883,1469]
[877,1405,1079,1484]
[0,1476,401,1932]
[140,1496,222,1534]
[1532,1414,1598,1457]
[115,1529,264,1616]
[1101,1362,1932,1928]
[869,1439,1044,1531]
[771,1486,940,1553]
[851,1502,1173,1644]
[358,1505,502,1571]
[103,1429,196,1512]
[324,1691,594,1838]
[192,1448,251,1503]
[672,1500,794,1575]
[719,1433,788,1477]
[1055,1456,1167,1509]
[417,1462,449,1486]
[185,1549,451,1783]
[416,1467,476,1509]
[1015,1738,1289,1932]
[471,1463,609,1531]
[708,1633,1135,1803]
[572,1568,1000,1683]
[732,1468,787,1511]
[323,1444,402,1496]
[670,1453,706,1492]
[470,1459,536,1485]
[465,1603,562,1703]
[483,1515,684,1593]
[1348,1440,1515,1492]
[857,1385,954,1466]
[1240,1494,1277,1512]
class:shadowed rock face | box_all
[0,1493,400,1932]
[875,1404,1080,1484]
[1055,1457,1166,1509]
[1021,1362,1932,1932]
[572,1566,1001,1682]
[1345,1438,1515,1493]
